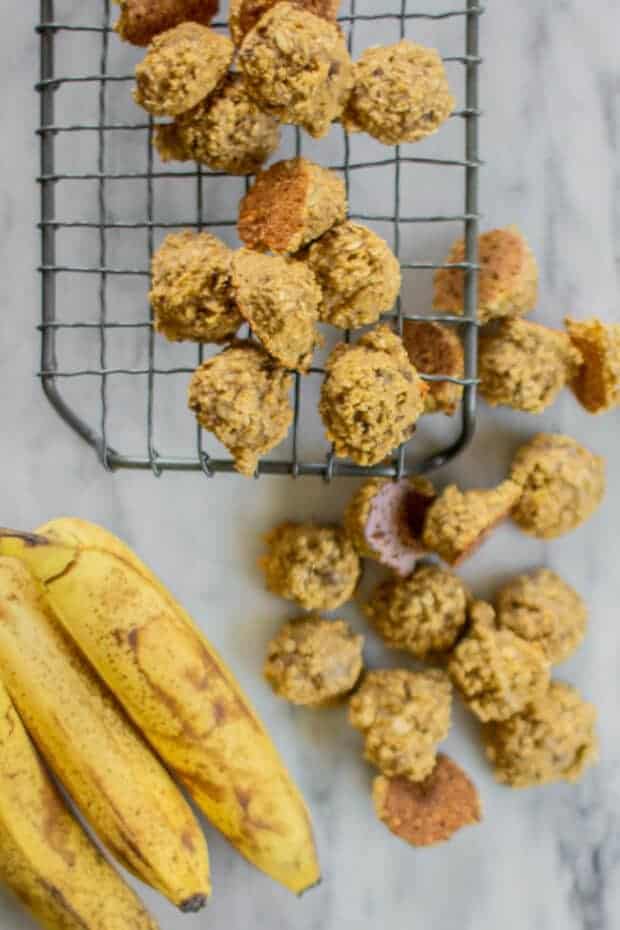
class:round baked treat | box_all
[343,41,454,145]
[320,326,428,466]
[344,476,436,577]
[230,0,341,46]
[187,343,293,476]
[421,480,523,566]
[231,249,322,372]
[434,226,538,324]
[479,319,582,414]
[304,222,401,329]
[510,434,606,539]
[134,23,233,117]
[238,158,347,255]
[154,74,280,175]
[115,0,219,46]
[402,319,464,415]
[373,755,482,847]
[484,681,598,788]
[565,316,620,414]
[263,616,364,707]
[238,3,354,138]
[448,601,550,723]
[364,564,468,659]
[349,669,452,782]
[150,231,242,343]
[495,569,587,665]
[260,523,361,611]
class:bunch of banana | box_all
[0,518,320,895]
[0,557,211,914]
[0,678,159,930]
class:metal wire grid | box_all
[37,0,482,479]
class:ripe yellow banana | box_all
[0,678,159,930]
[0,556,211,912]
[0,519,320,894]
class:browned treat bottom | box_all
[116,0,219,46]
[373,754,481,846]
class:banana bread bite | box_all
[264,616,364,707]
[154,73,281,175]
[364,564,469,659]
[373,755,481,847]
[349,669,452,782]
[422,480,522,566]
[260,523,361,611]
[402,320,464,415]
[304,222,401,329]
[510,434,606,539]
[150,231,242,343]
[115,0,219,46]
[230,0,340,46]
[238,158,347,254]
[238,3,354,138]
[320,326,428,466]
[495,568,587,665]
[344,476,436,577]
[479,319,582,413]
[231,250,322,372]
[134,23,233,117]
[565,316,620,413]
[484,681,598,787]
[448,601,550,723]
[343,41,454,145]
[188,343,293,476]
[434,226,538,324]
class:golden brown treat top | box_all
[154,73,281,175]
[364,563,469,659]
[304,221,401,329]
[231,249,323,372]
[188,343,293,476]
[264,616,364,707]
[434,226,538,323]
[238,3,354,138]
[495,568,587,665]
[319,326,428,466]
[260,523,361,611]
[150,230,241,344]
[484,680,598,788]
[134,23,233,117]
[116,0,220,46]
[479,319,582,414]
[373,754,482,847]
[565,316,620,413]
[349,668,452,781]
[510,433,606,539]
[448,600,550,723]
[344,40,455,145]
[238,158,347,254]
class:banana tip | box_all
[180,894,209,913]
[298,875,323,898]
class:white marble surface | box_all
[1,3,620,929]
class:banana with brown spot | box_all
[0,556,211,911]
[0,520,320,894]
[0,677,160,930]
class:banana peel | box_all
[0,520,321,894]
[0,555,211,911]
[0,678,160,930]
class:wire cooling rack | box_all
[37,0,482,479]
